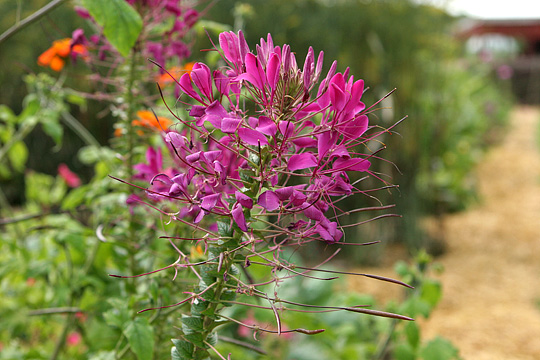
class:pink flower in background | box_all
[58,164,81,188]
[75,312,87,323]
[66,331,82,346]
[497,64,513,80]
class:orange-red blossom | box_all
[114,110,174,137]
[37,38,88,72]
[156,62,195,87]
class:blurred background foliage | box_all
[0,0,513,358]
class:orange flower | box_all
[156,62,195,87]
[114,127,125,137]
[132,110,173,132]
[190,243,205,260]
[37,38,88,72]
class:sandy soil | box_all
[350,106,540,359]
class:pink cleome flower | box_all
[133,31,391,245]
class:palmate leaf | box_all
[80,0,142,57]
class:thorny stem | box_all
[190,246,235,359]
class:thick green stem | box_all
[181,245,238,360]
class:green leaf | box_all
[78,145,116,165]
[206,332,218,346]
[421,279,442,307]
[172,339,194,360]
[25,171,54,205]
[393,342,416,360]
[66,93,87,107]
[7,141,28,172]
[19,95,40,124]
[61,185,88,210]
[405,321,420,349]
[41,113,64,146]
[217,220,233,237]
[184,332,204,348]
[171,346,183,360]
[123,318,155,360]
[88,351,116,360]
[181,315,203,333]
[103,299,130,329]
[420,337,460,360]
[220,289,237,305]
[400,297,431,318]
[0,105,17,124]
[80,0,143,57]
[0,163,11,179]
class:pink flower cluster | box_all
[135,31,381,244]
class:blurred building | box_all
[457,18,540,104]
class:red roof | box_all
[458,19,540,42]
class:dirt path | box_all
[350,106,540,359]
[418,106,540,359]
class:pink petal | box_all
[278,121,295,138]
[201,193,221,211]
[302,203,324,221]
[290,190,307,206]
[204,150,221,163]
[329,82,346,111]
[238,128,268,146]
[329,145,350,159]
[186,151,201,163]
[292,137,318,148]
[191,63,213,100]
[58,164,81,188]
[213,70,230,95]
[235,191,253,209]
[302,47,314,90]
[316,221,343,243]
[258,190,280,211]
[339,114,368,139]
[194,208,205,223]
[222,117,242,133]
[318,131,338,159]
[244,53,266,90]
[165,132,185,149]
[332,158,371,172]
[178,73,202,102]
[266,53,281,90]
[232,203,248,231]
[274,187,294,201]
[257,116,277,136]
[288,153,318,171]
